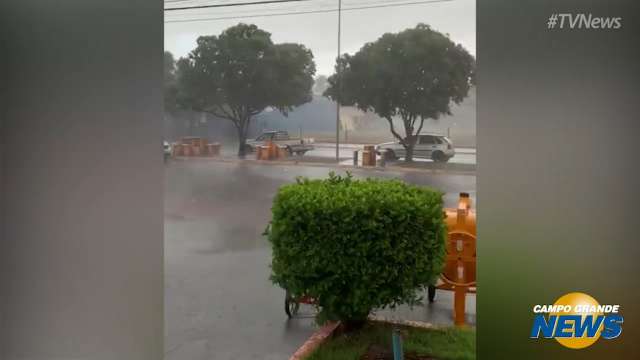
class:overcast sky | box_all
[164,0,475,76]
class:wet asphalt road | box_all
[164,160,476,360]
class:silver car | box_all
[376,133,455,162]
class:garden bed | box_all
[306,322,475,360]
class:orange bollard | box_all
[172,144,182,157]
[363,145,376,166]
[207,143,220,156]
[182,144,192,157]
[362,151,372,166]
[257,146,271,160]
[276,146,288,159]
[266,141,277,160]
[430,192,476,326]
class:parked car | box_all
[164,141,172,161]
[245,130,314,155]
[375,133,455,162]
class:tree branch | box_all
[415,116,426,138]
[236,106,251,135]
[216,105,238,121]
[403,116,413,139]
[409,114,418,130]
[212,105,241,129]
[384,116,405,146]
[229,105,241,123]
[199,108,232,122]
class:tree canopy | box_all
[164,51,178,113]
[312,75,329,95]
[176,24,316,155]
[324,24,475,161]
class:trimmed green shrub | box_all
[267,172,446,323]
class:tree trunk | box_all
[404,143,415,162]
[188,117,195,136]
[237,126,247,157]
[236,116,251,157]
[403,135,417,162]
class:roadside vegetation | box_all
[324,24,475,162]
[307,322,475,360]
[165,24,315,156]
[165,23,474,161]
[266,172,446,325]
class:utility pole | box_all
[335,0,342,162]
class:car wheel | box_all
[432,151,447,163]
[384,149,397,161]
[428,285,437,302]
[284,291,299,318]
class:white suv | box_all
[375,134,455,162]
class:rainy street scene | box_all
[164,0,476,359]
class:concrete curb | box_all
[288,316,442,360]
[367,315,438,330]
[289,321,341,360]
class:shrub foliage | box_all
[267,172,446,322]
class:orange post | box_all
[454,286,467,326]
[178,137,212,156]
[182,144,192,157]
[276,146,288,159]
[267,141,277,160]
[257,146,271,160]
[207,143,220,156]
[363,145,376,166]
[362,151,372,166]
[172,143,182,157]
[433,192,476,326]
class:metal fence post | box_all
[392,328,404,360]
[377,150,386,167]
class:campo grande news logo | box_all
[530,292,623,349]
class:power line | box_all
[165,0,416,17]
[165,0,312,11]
[164,0,229,5]
[169,3,331,18]
[165,0,453,23]
[164,0,243,3]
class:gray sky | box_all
[164,0,475,76]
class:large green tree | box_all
[312,75,329,95]
[164,51,178,113]
[176,24,316,156]
[324,24,475,162]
